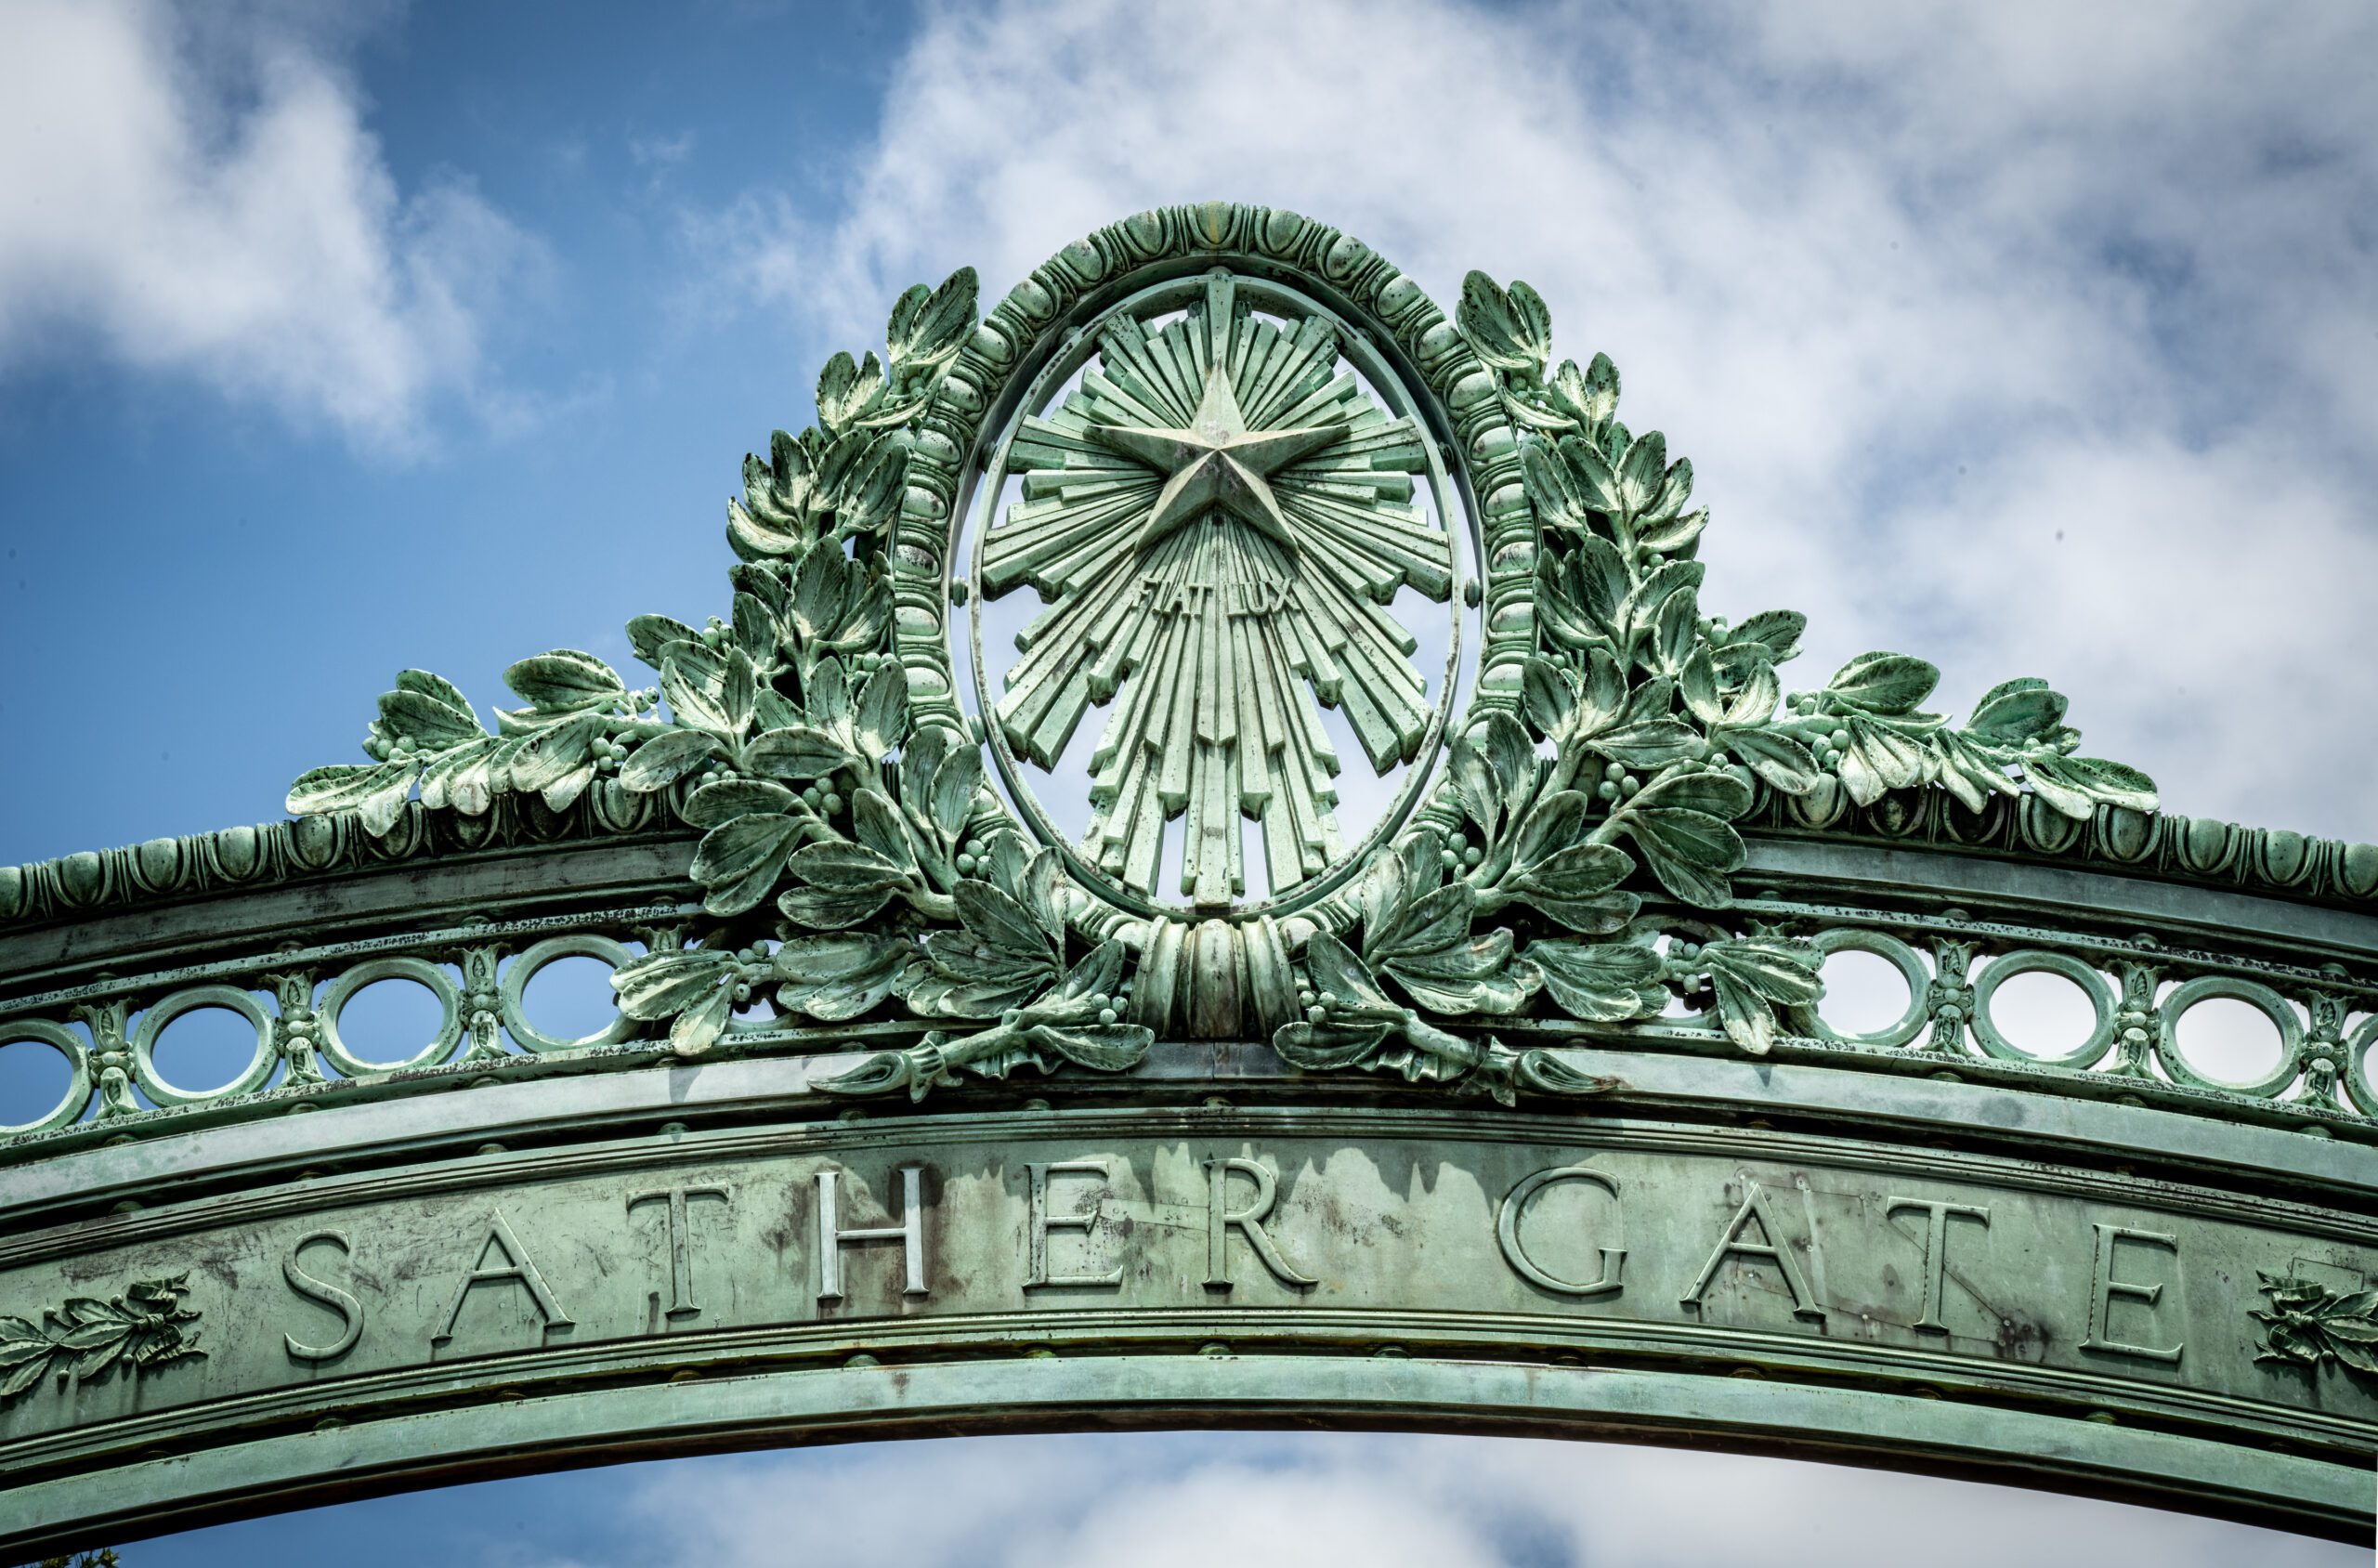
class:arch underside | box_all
[7,1349,2367,1556]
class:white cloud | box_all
[712,0,2378,838]
[0,0,537,451]
[520,1431,2358,1568]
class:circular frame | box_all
[1805,929,1931,1049]
[130,985,277,1106]
[501,935,640,1054]
[318,958,464,1078]
[893,205,1533,948]
[0,1020,93,1137]
[2155,975,2304,1098]
[1969,951,2116,1070]
[958,269,1477,923]
[2345,1012,2378,1117]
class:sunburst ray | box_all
[981,272,1450,907]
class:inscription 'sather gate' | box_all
[3,203,2375,1554]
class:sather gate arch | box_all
[2,203,2372,1552]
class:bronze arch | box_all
[3,205,2372,1555]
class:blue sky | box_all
[2,0,2372,1562]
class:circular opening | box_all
[1983,966,2099,1059]
[0,1035,75,1126]
[1816,949,1914,1039]
[518,955,622,1044]
[147,1003,264,1095]
[333,975,451,1069]
[2172,996,2285,1085]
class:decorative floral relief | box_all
[2252,1273,2378,1379]
[287,230,2160,1099]
[0,1276,205,1403]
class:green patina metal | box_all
[0,203,2372,1552]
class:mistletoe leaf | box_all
[772,934,911,1021]
[504,650,625,714]
[613,947,738,1022]
[1827,651,1940,716]
[1526,939,1662,1022]
[691,813,806,915]
[1722,726,1823,794]
[745,725,856,781]
[1024,1023,1154,1072]
[684,777,799,827]
[1966,677,2069,742]
[620,728,722,793]
[287,761,416,821]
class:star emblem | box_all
[978,272,1452,907]
[1087,365,1339,555]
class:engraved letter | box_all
[817,1166,928,1302]
[1681,1180,1825,1321]
[282,1230,364,1364]
[627,1185,730,1321]
[2082,1222,2182,1364]
[431,1210,574,1346]
[1026,1159,1123,1289]
[1885,1196,1993,1334]
[1497,1165,1626,1297]
[1204,1156,1315,1290]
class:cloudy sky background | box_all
[1,0,2371,1561]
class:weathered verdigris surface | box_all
[1,203,2373,1551]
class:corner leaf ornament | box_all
[2253,1273,2378,1379]
[288,214,2156,1094]
[0,1276,205,1403]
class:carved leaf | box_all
[683,777,798,827]
[849,789,921,877]
[1525,939,1663,1022]
[1966,677,2069,742]
[744,725,856,781]
[886,267,979,374]
[785,841,908,893]
[772,934,911,1021]
[1457,272,1550,373]
[1023,1023,1153,1072]
[1615,430,1668,516]
[777,883,897,931]
[1731,609,1806,663]
[505,713,601,810]
[2037,754,2158,814]
[1826,651,1941,716]
[853,663,910,759]
[613,947,739,1021]
[1604,780,1747,908]
[620,728,722,793]
[1296,931,1385,1012]
[286,762,415,826]
[1512,845,1640,934]
[418,738,500,816]
[838,438,911,541]
[2,1351,54,1398]
[504,650,625,714]
[691,813,808,915]
[380,673,483,747]
[1721,726,1823,794]
[1702,938,1825,1056]
[1048,936,1129,1004]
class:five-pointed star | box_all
[1087,364,1339,556]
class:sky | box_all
[0,0,2372,1561]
